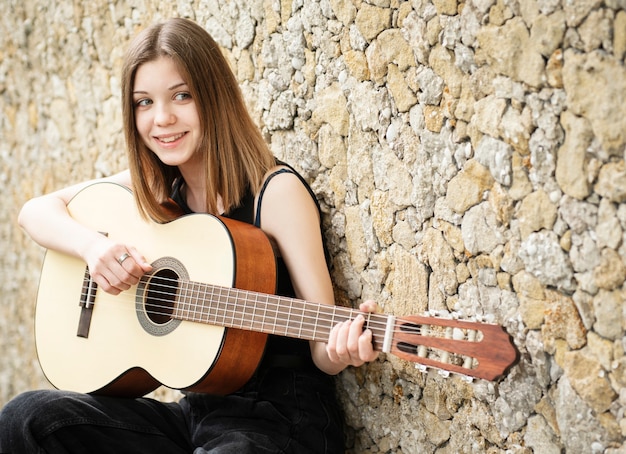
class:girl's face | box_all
[133,57,202,172]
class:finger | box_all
[359,300,378,313]
[92,268,126,295]
[104,266,133,292]
[117,248,150,283]
[127,246,153,272]
[358,329,379,362]
[326,323,341,362]
[334,321,351,360]
[347,315,366,358]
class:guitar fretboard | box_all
[173,281,387,348]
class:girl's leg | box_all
[0,390,192,454]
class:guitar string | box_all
[70,284,478,370]
[79,272,482,334]
[74,273,481,343]
[76,284,412,338]
[70,274,482,369]
[144,277,481,341]
[81,273,392,332]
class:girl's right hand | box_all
[83,236,152,295]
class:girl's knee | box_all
[0,390,74,433]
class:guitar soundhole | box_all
[135,256,187,336]
[145,269,178,324]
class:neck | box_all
[178,169,224,215]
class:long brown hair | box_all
[121,18,275,222]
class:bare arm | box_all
[257,170,378,375]
[18,170,151,294]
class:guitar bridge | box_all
[77,266,97,338]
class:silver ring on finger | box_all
[117,252,131,265]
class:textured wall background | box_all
[1,0,626,452]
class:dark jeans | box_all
[0,368,344,453]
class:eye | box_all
[174,92,192,102]
[135,98,152,108]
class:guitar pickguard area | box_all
[135,256,186,336]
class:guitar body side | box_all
[35,182,274,397]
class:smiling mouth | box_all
[156,132,186,143]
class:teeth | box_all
[159,133,184,143]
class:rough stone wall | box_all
[1,0,625,452]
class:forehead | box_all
[133,57,186,91]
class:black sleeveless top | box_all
[170,163,324,373]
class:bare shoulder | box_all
[257,166,319,222]
[256,165,332,305]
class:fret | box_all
[285,297,293,337]
[231,288,243,329]
[176,281,188,320]
[229,288,239,326]
[252,292,259,331]
[172,281,182,319]
[181,281,191,321]
[225,287,234,326]
[245,291,260,331]
[261,290,267,333]
[200,282,210,324]
[302,303,335,342]
[217,286,227,327]
[185,281,194,322]
[298,300,304,339]
[271,294,278,335]
[286,298,306,339]
[204,284,214,324]
[185,281,194,321]
[226,287,236,328]
[189,281,199,322]
[242,290,258,330]
[271,298,293,336]
[243,291,254,331]
[311,303,319,340]
[266,293,278,334]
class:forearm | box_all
[18,171,131,260]
[18,195,102,260]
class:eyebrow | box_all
[133,82,188,95]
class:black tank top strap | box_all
[254,162,321,228]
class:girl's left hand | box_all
[326,300,380,368]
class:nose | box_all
[154,103,176,126]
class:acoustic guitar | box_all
[34,182,518,397]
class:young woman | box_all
[0,18,378,453]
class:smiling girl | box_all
[0,17,378,454]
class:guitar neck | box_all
[171,279,518,381]
[173,281,388,349]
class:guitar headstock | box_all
[386,312,518,381]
